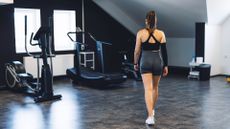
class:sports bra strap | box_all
[146,34,152,42]
[150,33,160,43]
[144,29,160,43]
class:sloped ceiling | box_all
[92,0,207,38]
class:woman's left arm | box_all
[160,31,168,76]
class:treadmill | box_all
[66,31,127,86]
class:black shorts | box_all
[140,51,163,75]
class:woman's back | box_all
[138,29,166,51]
[139,29,166,44]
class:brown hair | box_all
[146,10,156,33]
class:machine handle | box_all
[96,41,112,45]
[88,32,97,42]
[29,33,39,46]
[67,32,76,42]
[25,15,27,36]
[67,31,111,46]
[67,32,87,46]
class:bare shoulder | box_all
[137,28,146,34]
[137,28,147,37]
[155,29,165,36]
[155,29,166,43]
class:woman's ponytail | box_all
[146,11,156,33]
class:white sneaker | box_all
[145,116,155,125]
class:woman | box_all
[134,10,168,125]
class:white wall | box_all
[205,25,222,76]
[206,0,230,25]
[0,0,13,5]
[205,0,230,76]
[221,16,230,75]
[24,54,74,78]
[167,38,195,67]
[205,21,230,76]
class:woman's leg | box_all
[141,73,154,117]
[152,76,161,112]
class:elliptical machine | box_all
[120,51,142,81]
[5,16,62,102]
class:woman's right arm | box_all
[160,31,168,76]
[134,31,142,71]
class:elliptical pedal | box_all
[34,94,62,103]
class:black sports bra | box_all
[141,32,161,51]
[141,31,168,67]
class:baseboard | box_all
[210,74,228,78]
[53,75,68,80]
[168,66,190,76]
